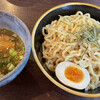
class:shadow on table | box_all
[7,0,93,8]
[7,0,39,7]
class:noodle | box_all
[42,11,100,90]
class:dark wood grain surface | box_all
[0,0,100,100]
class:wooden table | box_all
[0,0,100,100]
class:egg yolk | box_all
[65,65,84,83]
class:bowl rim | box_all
[32,2,100,97]
[0,10,31,83]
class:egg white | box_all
[55,62,90,90]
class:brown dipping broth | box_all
[0,29,25,77]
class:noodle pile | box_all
[42,11,100,90]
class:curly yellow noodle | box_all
[42,11,100,90]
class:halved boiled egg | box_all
[55,61,90,90]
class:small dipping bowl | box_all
[0,11,31,87]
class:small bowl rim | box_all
[32,2,100,97]
[0,10,31,83]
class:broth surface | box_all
[0,29,25,77]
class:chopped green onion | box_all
[23,47,25,51]
[9,48,14,55]
[12,51,17,57]
[8,63,15,71]
[11,39,18,42]
[9,48,17,57]
[19,55,23,59]
[0,53,2,56]
[2,29,7,32]
[3,69,9,75]
[19,51,24,55]
[0,61,9,68]
[10,57,14,62]
[14,56,19,60]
